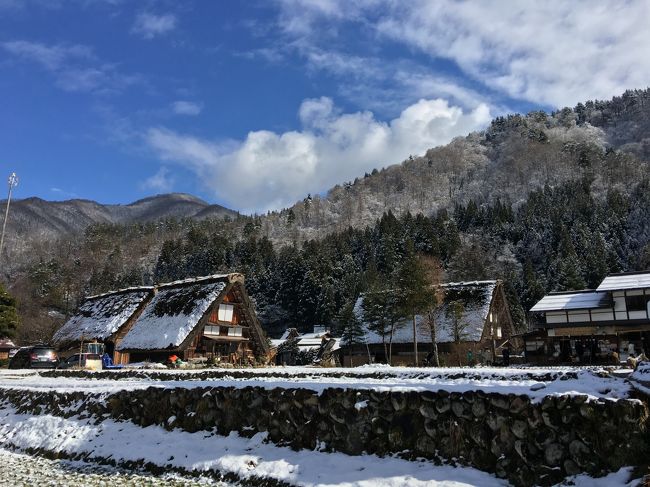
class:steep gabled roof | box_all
[53,287,154,345]
[117,274,233,351]
[355,280,498,344]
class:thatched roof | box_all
[117,274,234,351]
[355,281,498,344]
[53,287,154,345]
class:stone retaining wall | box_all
[1,386,648,486]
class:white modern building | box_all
[526,271,650,363]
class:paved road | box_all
[0,448,230,486]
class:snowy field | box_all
[0,405,639,487]
[0,365,635,402]
[0,366,644,486]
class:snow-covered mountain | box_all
[2,193,237,240]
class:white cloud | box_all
[146,97,491,212]
[276,0,650,107]
[2,40,93,70]
[141,167,174,193]
[171,100,202,116]
[132,12,177,39]
[2,40,141,94]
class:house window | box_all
[495,326,502,338]
[218,303,234,322]
[228,327,243,337]
[204,325,219,336]
[626,295,648,312]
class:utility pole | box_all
[0,172,19,267]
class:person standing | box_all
[503,347,510,367]
[466,349,474,367]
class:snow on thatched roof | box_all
[117,275,230,351]
[53,287,154,345]
[355,281,497,344]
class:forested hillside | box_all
[3,89,650,342]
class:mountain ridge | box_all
[4,88,650,248]
[1,193,238,241]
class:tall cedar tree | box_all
[419,255,446,366]
[361,289,394,363]
[338,300,366,366]
[446,300,470,365]
[361,262,403,364]
[0,283,19,338]
[394,240,435,365]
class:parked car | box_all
[8,346,59,369]
[60,353,102,371]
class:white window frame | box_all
[218,303,234,322]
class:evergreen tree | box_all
[446,300,470,365]
[0,283,19,338]
[338,300,365,366]
[394,240,434,365]
[361,289,392,363]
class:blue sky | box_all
[1,1,648,213]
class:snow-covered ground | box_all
[0,409,632,487]
[0,365,634,402]
[0,405,640,487]
[0,448,226,486]
[0,404,510,487]
[0,366,644,486]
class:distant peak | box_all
[127,193,209,206]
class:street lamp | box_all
[0,172,19,267]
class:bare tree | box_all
[419,256,445,366]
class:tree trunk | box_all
[428,311,440,367]
[389,324,395,365]
[412,313,418,366]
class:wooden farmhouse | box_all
[349,280,515,366]
[52,286,154,363]
[55,274,269,365]
[526,271,650,364]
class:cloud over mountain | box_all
[146,97,491,212]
